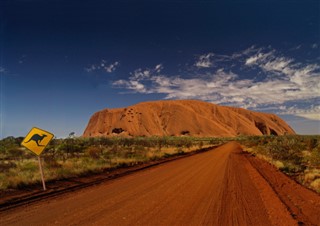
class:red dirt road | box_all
[1,142,319,226]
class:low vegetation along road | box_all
[1,142,320,225]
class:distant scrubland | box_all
[0,136,223,190]
[0,135,319,193]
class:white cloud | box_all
[262,57,293,73]
[280,105,320,120]
[131,64,163,80]
[0,67,5,73]
[195,53,214,68]
[113,79,146,93]
[85,60,120,73]
[244,48,320,102]
[295,45,302,50]
[113,64,164,93]
[18,54,27,64]
[298,113,320,120]
[113,47,320,121]
[312,43,318,49]
[155,64,163,73]
[85,65,96,72]
[105,61,120,73]
[245,51,274,66]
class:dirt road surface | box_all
[1,142,319,226]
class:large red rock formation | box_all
[83,100,295,137]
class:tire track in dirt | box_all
[1,142,318,226]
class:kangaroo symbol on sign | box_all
[25,134,47,146]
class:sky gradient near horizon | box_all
[0,0,319,138]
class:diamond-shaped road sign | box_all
[21,127,54,155]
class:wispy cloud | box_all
[85,60,120,73]
[113,64,163,93]
[244,48,319,101]
[245,51,274,66]
[18,55,27,64]
[195,53,214,68]
[311,43,318,49]
[113,47,320,120]
[0,67,5,73]
[279,105,320,120]
[105,62,120,73]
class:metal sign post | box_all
[37,156,47,190]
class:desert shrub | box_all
[156,137,170,151]
[0,137,19,152]
[239,136,261,147]
[310,179,320,192]
[273,160,285,169]
[55,167,74,179]
[85,146,103,159]
[44,156,61,168]
[5,177,28,189]
[265,137,303,166]
[304,169,320,183]
[45,145,58,157]
[20,161,38,172]
[182,139,193,149]
[0,174,9,190]
[176,148,185,154]
[109,144,120,153]
[209,138,225,146]
[125,148,147,160]
[198,141,204,149]
[57,140,85,158]
[0,161,17,172]
[309,147,320,167]
[171,138,184,148]
[117,138,132,147]
[133,145,145,152]
[6,147,25,161]
[306,138,318,151]
[96,137,113,146]
[281,161,304,174]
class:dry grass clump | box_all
[304,169,320,192]
[310,179,320,192]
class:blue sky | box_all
[0,0,319,138]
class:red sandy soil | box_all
[1,142,319,226]
[83,100,295,137]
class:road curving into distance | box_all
[1,142,319,226]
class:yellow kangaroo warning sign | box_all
[21,127,54,155]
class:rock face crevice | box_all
[83,100,295,137]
